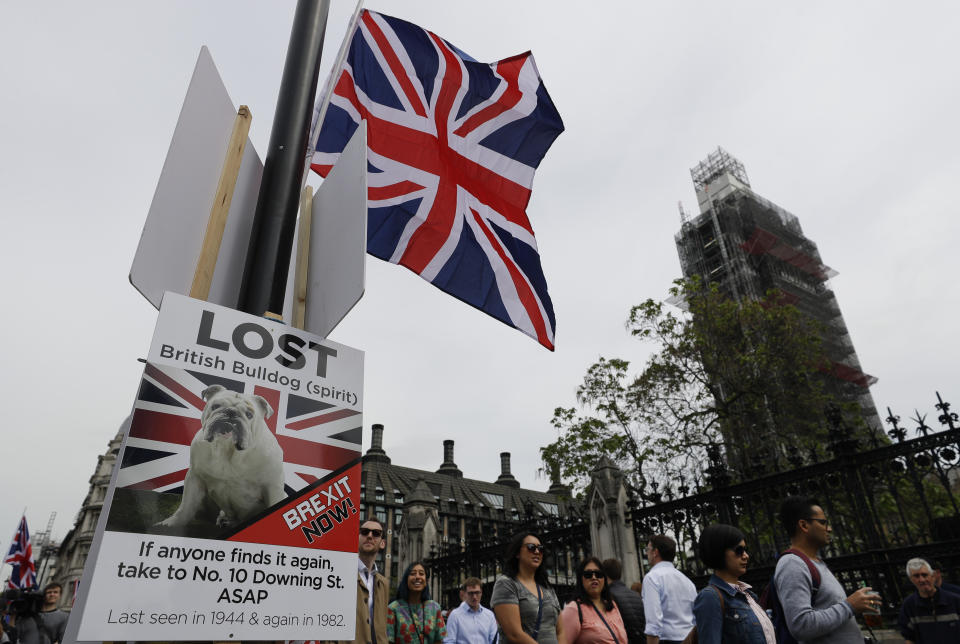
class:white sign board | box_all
[74,293,363,641]
[130,47,263,310]
[304,122,368,337]
[280,123,368,337]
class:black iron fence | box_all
[424,393,960,625]
[628,392,960,621]
[425,516,591,607]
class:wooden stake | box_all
[190,105,253,301]
[292,185,313,330]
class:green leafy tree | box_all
[542,277,850,493]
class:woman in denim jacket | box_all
[692,524,776,644]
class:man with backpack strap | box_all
[771,496,878,644]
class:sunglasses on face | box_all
[523,543,545,554]
[582,570,604,579]
[731,545,748,557]
[360,527,383,538]
[807,518,829,527]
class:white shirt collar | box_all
[359,558,378,576]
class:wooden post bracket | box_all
[190,105,252,301]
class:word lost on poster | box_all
[76,293,363,641]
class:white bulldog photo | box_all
[158,385,287,529]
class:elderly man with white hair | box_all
[897,557,960,644]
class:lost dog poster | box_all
[75,292,363,641]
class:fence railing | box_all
[425,517,591,607]
[426,394,960,622]
[628,393,960,618]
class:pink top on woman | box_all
[560,600,628,644]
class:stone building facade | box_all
[359,424,582,587]
[586,457,642,583]
[360,424,641,599]
[55,423,124,607]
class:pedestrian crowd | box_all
[329,496,960,644]
[5,502,956,644]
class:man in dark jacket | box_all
[603,558,645,644]
[898,557,960,644]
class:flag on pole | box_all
[4,515,36,590]
[310,10,564,350]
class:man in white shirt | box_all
[641,535,696,644]
[444,577,498,644]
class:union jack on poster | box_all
[117,363,362,495]
[311,10,564,350]
[4,515,36,590]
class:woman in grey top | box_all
[491,531,564,644]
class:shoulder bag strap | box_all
[399,602,425,644]
[589,602,621,644]
[683,586,724,644]
[783,548,821,594]
[709,584,725,614]
[530,583,544,641]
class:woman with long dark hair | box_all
[491,532,564,644]
[387,561,446,644]
[560,556,627,644]
[692,524,775,644]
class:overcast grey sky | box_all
[2,1,958,545]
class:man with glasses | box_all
[444,577,498,644]
[340,518,388,644]
[773,496,877,643]
[640,535,696,644]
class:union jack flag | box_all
[4,516,36,590]
[117,363,362,495]
[311,10,564,350]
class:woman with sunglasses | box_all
[692,524,775,644]
[559,557,627,644]
[491,532,565,644]
[387,562,446,644]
